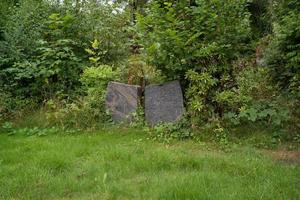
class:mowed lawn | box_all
[0,129,299,200]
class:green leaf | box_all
[91,39,100,50]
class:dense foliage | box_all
[0,0,130,100]
[266,0,300,96]
[138,1,251,80]
[0,0,299,144]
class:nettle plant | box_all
[223,66,291,130]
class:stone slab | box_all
[145,80,184,125]
[106,82,142,122]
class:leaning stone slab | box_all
[106,82,142,122]
[145,80,185,126]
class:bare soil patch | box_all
[264,149,300,164]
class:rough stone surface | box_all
[145,80,184,125]
[106,82,141,122]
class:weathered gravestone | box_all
[106,82,142,122]
[145,80,185,125]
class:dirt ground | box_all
[264,149,300,164]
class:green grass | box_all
[0,129,299,200]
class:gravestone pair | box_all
[106,80,184,125]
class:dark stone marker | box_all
[145,80,184,125]
[106,82,141,122]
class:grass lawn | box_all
[0,129,299,200]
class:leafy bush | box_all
[137,0,251,80]
[0,1,131,100]
[125,55,166,85]
[222,65,299,141]
[42,39,122,129]
[81,39,121,107]
[137,0,251,122]
[0,1,131,125]
[80,2,131,66]
[2,12,85,99]
[0,90,34,121]
[265,0,300,96]
[80,64,120,109]
[149,117,192,143]
[185,70,217,124]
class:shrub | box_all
[0,1,131,101]
[149,116,192,143]
[125,55,166,86]
[137,0,251,80]
[137,0,251,122]
[265,0,300,96]
[223,65,299,141]
[2,12,85,99]
[42,38,122,129]
[0,90,34,121]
